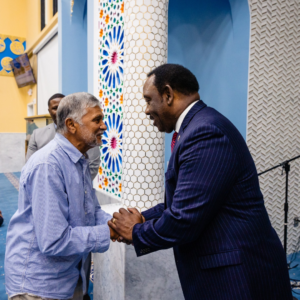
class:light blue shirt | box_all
[5,133,111,299]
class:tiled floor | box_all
[0,172,20,299]
[0,172,93,300]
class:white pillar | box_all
[122,0,169,211]
[94,1,184,299]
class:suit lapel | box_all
[171,100,207,155]
[181,100,207,132]
[165,100,207,209]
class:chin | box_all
[96,137,103,146]
[153,122,164,132]
[157,124,167,133]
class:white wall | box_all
[37,34,59,115]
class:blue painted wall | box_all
[87,0,94,94]
[59,0,88,94]
[165,0,250,171]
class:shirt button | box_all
[85,191,87,194]
[85,212,87,215]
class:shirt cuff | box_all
[93,224,110,253]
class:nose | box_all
[100,120,107,131]
[145,105,150,115]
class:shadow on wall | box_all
[166,0,250,170]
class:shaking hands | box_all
[108,208,145,243]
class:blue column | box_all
[87,0,94,94]
[58,0,88,95]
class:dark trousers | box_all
[83,252,91,300]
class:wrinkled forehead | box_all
[143,75,160,97]
[83,105,103,118]
[144,75,155,91]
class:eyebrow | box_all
[92,114,103,121]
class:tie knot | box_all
[171,132,178,153]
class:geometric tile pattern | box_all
[122,0,169,211]
[247,0,300,254]
[95,0,125,199]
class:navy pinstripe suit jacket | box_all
[132,100,292,300]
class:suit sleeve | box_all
[132,125,238,256]
[26,130,38,162]
[87,147,100,181]
[142,203,165,221]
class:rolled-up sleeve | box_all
[28,163,110,256]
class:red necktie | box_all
[171,132,178,153]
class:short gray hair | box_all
[56,92,101,134]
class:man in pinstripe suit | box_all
[109,64,293,299]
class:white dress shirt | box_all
[175,100,199,133]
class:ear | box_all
[163,85,174,106]
[65,118,77,134]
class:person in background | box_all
[5,93,119,300]
[25,93,100,299]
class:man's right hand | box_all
[109,207,145,245]
[128,207,145,223]
[109,226,119,242]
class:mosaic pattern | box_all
[247,0,300,254]
[102,25,124,88]
[96,0,124,198]
[0,34,26,77]
[122,0,169,210]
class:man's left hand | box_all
[108,208,144,242]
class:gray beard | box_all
[81,126,102,148]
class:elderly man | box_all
[25,93,100,300]
[5,93,118,300]
[26,93,100,181]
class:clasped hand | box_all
[108,207,145,244]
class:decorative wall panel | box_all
[96,0,125,199]
[247,0,300,254]
[122,0,169,210]
[0,35,26,77]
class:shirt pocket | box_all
[198,249,243,270]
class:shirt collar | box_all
[175,100,199,133]
[54,123,57,129]
[55,133,85,164]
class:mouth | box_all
[96,132,104,140]
[149,115,156,125]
